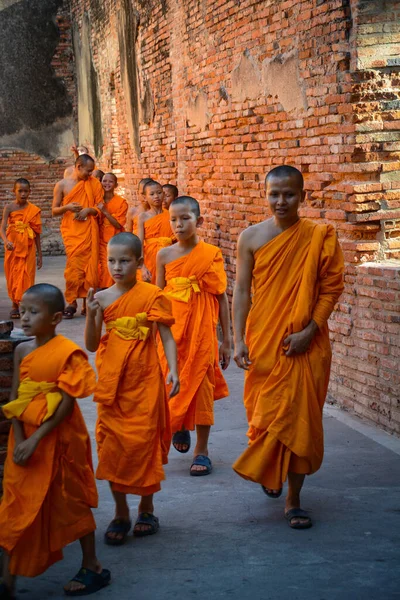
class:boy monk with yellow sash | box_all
[1,178,42,319]
[156,196,231,476]
[232,166,344,529]
[98,172,128,288]
[53,154,103,318]
[0,283,110,598]
[85,232,179,545]
[137,180,175,283]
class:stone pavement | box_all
[1,257,400,600]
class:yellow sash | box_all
[106,313,150,341]
[166,276,200,303]
[146,236,173,247]
[2,378,62,422]
[12,221,34,239]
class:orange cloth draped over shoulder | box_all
[0,335,97,578]
[233,219,344,490]
[94,281,174,496]
[4,203,41,304]
[98,194,128,288]
[143,209,174,283]
[60,177,103,304]
[158,241,229,433]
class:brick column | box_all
[0,321,31,493]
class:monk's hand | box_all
[74,207,91,221]
[167,371,180,397]
[13,436,39,466]
[284,321,318,356]
[37,254,43,269]
[5,240,14,251]
[87,288,100,317]
[141,266,152,282]
[234,340,252,370]
[219,340,232,371]
[67,202,83,213]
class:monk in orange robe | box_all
[0,283,110,597]
[98,173,128,288]
[137,180,175,283]
[53,154,103,318]
[0,178,42,319]
[157,196,231,476]
[232,166,344,529]
[125,177,154,235]
[85,232,179,545]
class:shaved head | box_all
[75,154,95,168]
[108,232,142,259]
[170,196,200,218]
[14,178,30,190]
[103,172,117,184]
[24,284,65,314]
[143,180,162,195]
[265,166,304,190]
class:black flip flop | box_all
[285,508,313,530]
[190,454,212,476]
[104,518,131,546]
[64,568,111,596]
[172,429,191,453]
[262,485,282,498]
[133,513,159,537]
[63,306,77,320]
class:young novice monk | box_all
[232,165,344,529]
[98,173,128,289]
[0,283,110,598]
[156,196,231,476]
[85,232,179,544]
[125,177,154,234]
[0,178,42,319]
[162,184,179,209]
[138,180,175,283]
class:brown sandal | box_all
[63,306,77,319]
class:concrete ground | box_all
[1,257,400,600]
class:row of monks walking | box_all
[0,156,344,597]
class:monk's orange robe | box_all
[0,335,97,577]
[98,194,128,288]
[233,219,344,489]
[143,209,174,283]
[4,203,41,304]
[159,241,229,433]
[95,282,174,496]
[60,177,103,304]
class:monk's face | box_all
[144,184,163,210]
[77,160,94,181]
[162,188,175,209]
[14,182,30,204]
[102,174,117,193]
[266,175,304,222]
[107,244,142,284]
[169,203,201,241]
[20,294,61,337]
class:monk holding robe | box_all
[232,166,344,529]
[137,180,175,283]
[1,178,42,319]
[98,172,128,288]
[53,154,103,318]
[0,283,110,598]
[157,196,231,476]
[85,233,179,545]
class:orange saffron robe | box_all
[159,241,229,433]
[0,335,98,578]
[94,282,174,496]
[4,203,41,304]
[143,209,174,284]
[233,219,344,489]
[60,177,103,303]
[98,194,128,288]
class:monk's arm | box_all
[84,289,104,352]
[312,242,345,329]
[0,205,13,249]
[125,207,135,232]
[10,345,25,446]
[34,233,42,269]
[52,181,82,216]
[155,250,167,289]
[217,292,232,370]
[137,212,145,245]
[13,392,75,466]
[158,323,180,397]
[232,231,254,369]
[99,204,122,229]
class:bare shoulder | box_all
[127,205,137,217]
[2,202,14,216]
[158,244,175,265]
[15,339,37,361]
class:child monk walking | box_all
[98,172,128,289]
[125,177,154,234]
[162,184,179,209]
[137,180,175,283]
[0,283,110,598]
[0,179,42,319]
[85,232,179,545]
[156,196,231,476]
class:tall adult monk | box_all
[53,154,103,318]
[232,166,344,529]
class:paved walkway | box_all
[1,258,400,599]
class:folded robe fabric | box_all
[233,219,344,489]
[0,335,97,578]
[159,241,229,433]
[4,203,41,304]
[94,282,174,496]
[60,177,103,303]
[143,209,174,283]
[98,194,128,288]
